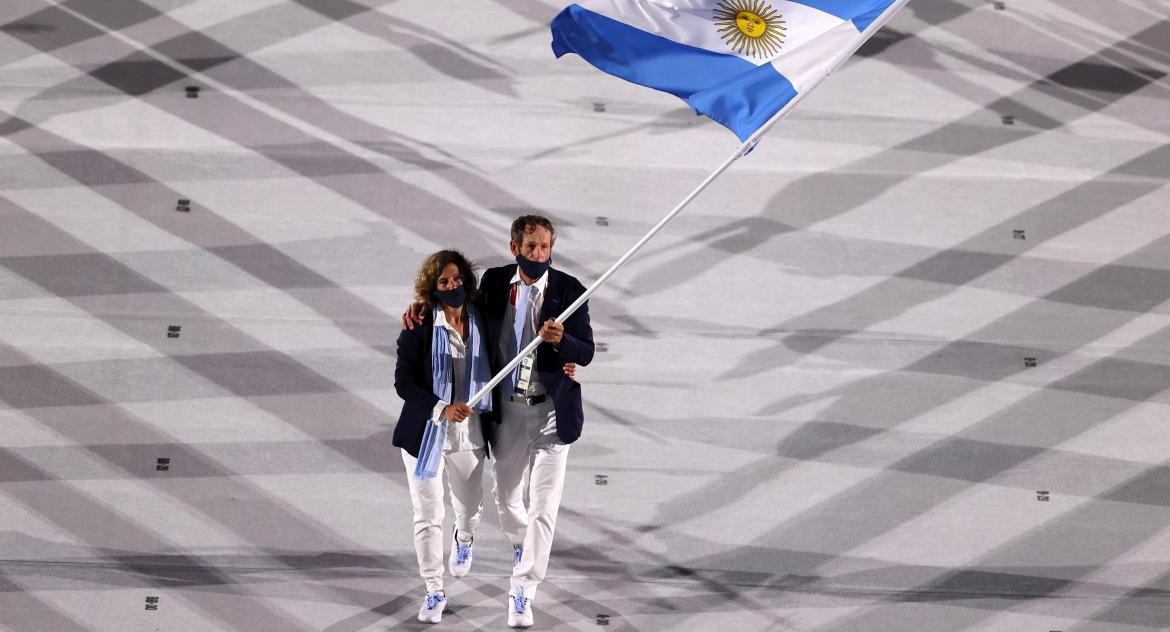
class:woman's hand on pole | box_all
[443,403,472,422]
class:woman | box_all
[393,250,495,624]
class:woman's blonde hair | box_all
[414,250,479,308]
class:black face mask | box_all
[515,254,552,280]
[432,286,466,308]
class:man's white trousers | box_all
[493,399,569,603]
[401,447,486,594]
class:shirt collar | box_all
[433,307,462,336]
[510,265,549,294]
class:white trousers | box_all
[401,447,486,594]
[492,399,569,602]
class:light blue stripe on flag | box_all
[551,4,797,142]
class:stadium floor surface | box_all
[1,0,1169,630]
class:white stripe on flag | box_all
[770,19,863,92]
[577,0,846,66]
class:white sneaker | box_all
[418,592,445,624]
[449,530,473,577]
[507,586,533,628]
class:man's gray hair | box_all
[510,215,557,246]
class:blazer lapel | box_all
[540,270,562,322]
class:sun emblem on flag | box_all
[713,0,785,59]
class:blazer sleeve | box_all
[394,324,440,412]
[554,276,595,366]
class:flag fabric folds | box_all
[551,0,902,142]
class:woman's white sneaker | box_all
[449,530,473,577]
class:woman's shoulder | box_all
[398,309,435,342]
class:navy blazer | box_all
[477,265,595,444]
[392,308,497,457]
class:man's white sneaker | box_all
[417,592,445,623]
[507,586,533,628]
[449,530,473,577]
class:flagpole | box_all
[467,0,911,407]
[467,138,752,407]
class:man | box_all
[405,215,594,627]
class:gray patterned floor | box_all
[1,0,1169,630]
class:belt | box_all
[506,394,547,406]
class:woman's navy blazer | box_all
[392,308,498,457]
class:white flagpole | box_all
[467,0,911,407]
[467,140,746,407]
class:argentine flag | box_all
[551,0,905,142]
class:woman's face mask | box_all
[434,263,466,308]
[433,286,466,308]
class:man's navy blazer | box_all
[478,264,595,444]
[392,308,498,458]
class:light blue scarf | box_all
[414,304,493,479]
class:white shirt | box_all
[500,266,549,397]
[430,309,484,452]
